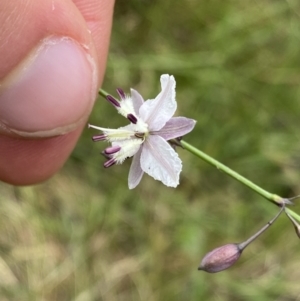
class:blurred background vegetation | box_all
[1,0,300,300]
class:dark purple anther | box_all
[116,88,126,99]
[92,134,106,142]
[106,95,120,107]
[104,158,116,168]
[104,145,121,155]
[127,113,138,124]
[101,151,112,160]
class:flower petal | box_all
[139,74,176,131]
[128,147,144,189]
[130,88,144,113]
[153,117,196,140]
[141,135,182,187]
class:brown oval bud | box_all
[198,244,242,273]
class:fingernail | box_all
[0,37,97,137]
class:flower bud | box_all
[198,243,242,273]
[199,206,285,273]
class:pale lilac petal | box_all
[128,147,144,189]
[130,88,144,114]
[139,74,176,131]
[153,117,196,140]
[140,135,182,187]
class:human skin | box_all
[0,0,115,185]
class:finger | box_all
[0,129,82,185]
[72,0,115,78]
[0,0,114,184]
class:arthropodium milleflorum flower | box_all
[88,74,196,189]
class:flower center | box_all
[134,132,146,139]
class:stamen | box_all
[116,88,126,99]
[127,113,138,124]
[106,95,120,107]
[135,132,145,139]
[104,145,121,155]
[92,134,106,142]
[101,151,112,160]
[104,158,116,168]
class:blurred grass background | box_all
[1,0,300,300]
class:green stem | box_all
[180,140,282,205]
[180,140,300,222]
[99,88,109,99]
[286,208,300,222]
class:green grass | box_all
[1,1,300,300]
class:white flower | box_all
[89,74,196,189]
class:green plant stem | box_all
[99,89,109,99]
[180,140,300,222]
[286,208,300,221]
[178,140,300,221]
[180,140,282,204]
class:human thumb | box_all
[0,0,113,184]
